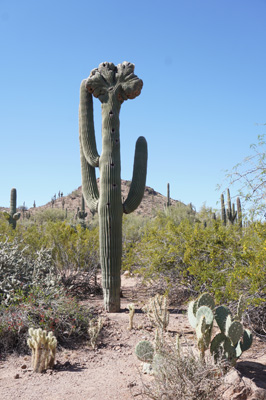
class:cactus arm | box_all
[2,211,11,221]
[79,80,100,168]
[123,136,148,214]
[13,212,21,220]
[80,141,99,213]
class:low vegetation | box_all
[1,190,265,397]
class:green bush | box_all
[123,213,266,304]
[0,238,59,305]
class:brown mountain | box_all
[1,180,180,220]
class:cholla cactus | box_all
[27,328,57,373]
[143,294,169,332]
[3,188,21,229]
[128,303,135,331]
[88,317,103,349]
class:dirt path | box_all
[0,276,265,400]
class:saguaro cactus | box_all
[79,62,147,312]
[3,188,21,229]
[226,188,237,224]
[237,197,242,228]
[78,195,87,228]
[167,183,171,207]
[221,193,226,226]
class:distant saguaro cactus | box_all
[226,188,237,224]
[167,183,171,208]
[3,188,21,229]
[78,195,87,228]
[79,62,147,312]
[237,197,242,228]
[221,193,226,226]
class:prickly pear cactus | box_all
[79,62,147,312]
[3,188,21,229]
[135,340,154,363]
[188,293,253,365]
[187,293,215,359]
[211,299,252,365]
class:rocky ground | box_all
[0,275,266,400]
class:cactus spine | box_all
[79,62,147,312]
[3,188,21,229]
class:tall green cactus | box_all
[79,62,147,312]
[78,195,87,228]
[237,197,242,228]
[221,193,226,226]
[226,188,237,224]
[167,183,171,208]
[3,188,21,229]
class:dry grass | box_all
[139,337,228,400]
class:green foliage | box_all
[124,212,266,304]
[33,208,69,224]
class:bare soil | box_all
[0,276,265,400]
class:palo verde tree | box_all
[79,62,148,312]
[224,132,266,219]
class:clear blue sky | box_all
[1,0,266,212]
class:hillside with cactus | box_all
[0,180,181,222]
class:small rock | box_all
[21,364,27,370]
[14,374,20,379]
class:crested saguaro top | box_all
[85,61,143,104]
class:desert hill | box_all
[1,180,181,221]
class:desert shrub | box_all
[160,202,198,225]
[33,208,67,224]
[124,215,266,304]
[140,338,226,400]
[122,213,149,271]
[0,238,59,305]
[0,220,100,296]
[0,288,93,354]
